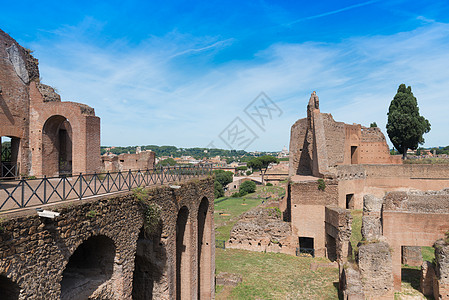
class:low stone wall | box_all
[0,177,214,299]
[324,206,352,263]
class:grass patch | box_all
[214,196,262,241]
[350,209,363,260]
[215,248,338,300]
[422,246,435,263]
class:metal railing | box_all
[0,164,212,212]
[296,247,315,257]
[1,162,18,178]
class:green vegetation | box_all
[215,248,338,300]
[350,210,363,260]
[157,158,177,166]
[247,155,279,184]
[133,187,161,237]
[213,170,233,198]
[404,157,449,164]
[86,210,98,218]
[239,180,256,196]
[386,84,431,159]
[370,122,378,127]
[214,191,338,299]
[214,197,261,240]
[317,178,326,191]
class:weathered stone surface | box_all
[227,206,294,254]
[361,215,381,240]
[340,264,364,300]
[421,260,435,296]
[358,241,393,298]
[0,177,215,300]
[6,44,29,84]
[363,194,382,213]
[36,83,61,102]
[215,272,242,287]
[402,246,423,267]
[435,239,449,284]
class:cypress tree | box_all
[386,84,430,159]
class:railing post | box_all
[63,176,66,200]
[160,166,164,185]
[21,179,24,208]
[107,171,110,192]
[79,173,83,200]
[43,176,47,204]
[129,169,132,190]
[94,172,97,195]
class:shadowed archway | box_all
[0,275,20,299]
[42,115,72,176]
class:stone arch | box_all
[0,275,20,300]
[132,222,165,300]
[176,206,192,300]
[0,135,21,177]
[42,115,72,176]
[197,196,213,299]
[60,235,116,299]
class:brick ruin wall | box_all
[322,113,345,168]
[289,179,339,257]
[0,29,101,177]
[324,206,352,263]
[0,177,214,299]
[288,118,309,176]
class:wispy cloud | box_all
[286,0,380,26]
[31,20,449,150]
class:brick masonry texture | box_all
[0,177,215,299]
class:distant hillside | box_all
[100,145,278,161]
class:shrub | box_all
[240,180,256,195]
[231,192,240,198]
[266,182,273,186]
[214,181,224,198]
[317,179,326,191]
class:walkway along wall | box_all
[0,177,214,299]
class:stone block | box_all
[363,194,382,213]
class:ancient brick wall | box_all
[288,118,309,176]
[289,179,339,256]
[0,177,215,299]
[0,30,101,177]
[324,206,352,262]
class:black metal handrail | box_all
[296,247,315,257]
[0,164,212,212]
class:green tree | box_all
[239,180,256,196]
[157,158,177,166]
[247,155,279,184]
[214,181,224,198]
[213,170,233,187]
[386,84,430,160]
[370,122,378,128]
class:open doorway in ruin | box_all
[42,115,72,177]
[351,146,358,164]
[0,275,20,300]
[176,206,191,300]
[346,194,355,209]
[400,246,434,297]
[0,136,20,178]
[60,235,115,299]
[326,234,337,261]
[298,236,314,257]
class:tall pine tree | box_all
[386,84,430,159]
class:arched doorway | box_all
[42,115,72,176]
[176,206,191,300]
[60,235,115,299]
[197,197,212,299]
[0,275,20,299]
[0,136,20,178]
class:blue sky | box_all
[2,0,449,151]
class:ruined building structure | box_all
[0,29,100,177]
[286,91,449,259]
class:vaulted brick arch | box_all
[0,275,20,300]
[197,196,213,299]
[60,235,116,299]
[176,206,191,300]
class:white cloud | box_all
[31,21,449,150]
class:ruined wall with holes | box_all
[0,29,100,177]
[288,91,401,178]
[0,177,215,299]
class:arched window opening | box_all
[176,206,191,300]
[60,235,115,299]
[0,275,20,300]
[42,115,72,176]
